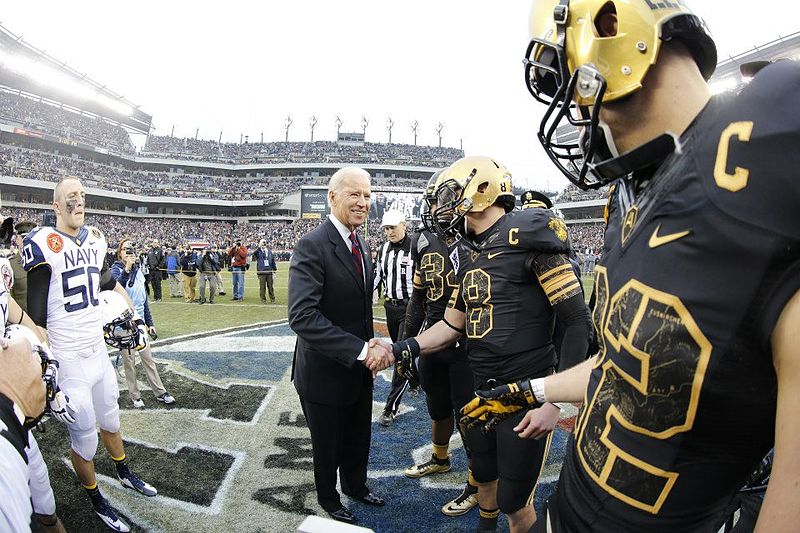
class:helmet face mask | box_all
[538,64,610,189]
[421,169,444,233]
[431,178,469,242]
[430,156,515,249]
[99,291,139,350]
[525,0,717,189]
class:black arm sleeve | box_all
[552,291,592,372]
[402,286,428,339]
[26,265,52,328]
[99,264,118,292]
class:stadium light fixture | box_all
[96,93,133,117]
[0,49,132,116]
[0,49,94,100]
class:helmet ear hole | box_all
[477,182,489,194]
[594,2,618,38]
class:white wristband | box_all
[530,378,546,404]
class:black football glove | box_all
[474,380,540,409]
[393,339,419,382]
[391,338,420,382]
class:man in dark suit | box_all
[288,166,394,524]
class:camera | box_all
[124,247,136,257]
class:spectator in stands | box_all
[110,239,175,409]
[252,239,277,304]
[147,240,165,302]
[228,239,248,301]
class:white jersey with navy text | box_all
[22,226,107,352]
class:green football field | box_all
[149,264,596,340]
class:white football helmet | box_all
[4,323,76,424]
[5,323,50,370]
[99,290,140,350]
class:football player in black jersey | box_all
[375,155,591,532]
[400,170,478,517]
[466,1,800,531]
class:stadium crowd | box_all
[0,92,464,169]
[0,90,135,154]
[555,183,609,202]
[0,144,293,200]
[143,136,464,167]
[0,143,431,201]
[7,206,605,266]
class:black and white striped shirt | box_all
[374,235,415,300]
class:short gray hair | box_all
[328,167,370,206]
[328,167,370,194]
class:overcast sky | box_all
[2,1,798,191]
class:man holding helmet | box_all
[24,177,158,532]
[469,1,800,530]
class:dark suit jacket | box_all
[288,219,374,406]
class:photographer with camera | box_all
[228,238,248,302]
[111,239,175,408]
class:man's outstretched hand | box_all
[365,339,394,377]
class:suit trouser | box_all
[121,345,167,401]
[168,273,183,297]
[198,273,218,302]
[184,274,197,302]
[383,300,413,415]
[258,273,275,302]
[299,384,373,512]
[151,270,163,300]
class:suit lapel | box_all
[326,220,365,292]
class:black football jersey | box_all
[449,208,573,382]
[412,229,470,327]
[555,61,800,531]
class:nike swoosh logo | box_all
[648,225,691,248]
[487,251,504,259]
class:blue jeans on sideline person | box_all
[232,266,245,300]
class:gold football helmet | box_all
[524,0,716,189]
[432,156,515,244]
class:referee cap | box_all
[381,210,405,227]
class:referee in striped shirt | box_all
[374,209,417,427]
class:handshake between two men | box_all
[364,338,418,381]
[365,337,554,439]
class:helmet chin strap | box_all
[591,132,680,181]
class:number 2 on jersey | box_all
[574,266,712,513]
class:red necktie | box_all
[349,232,363,276]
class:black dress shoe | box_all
[354,492,385,506]
[327,507,355,524]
